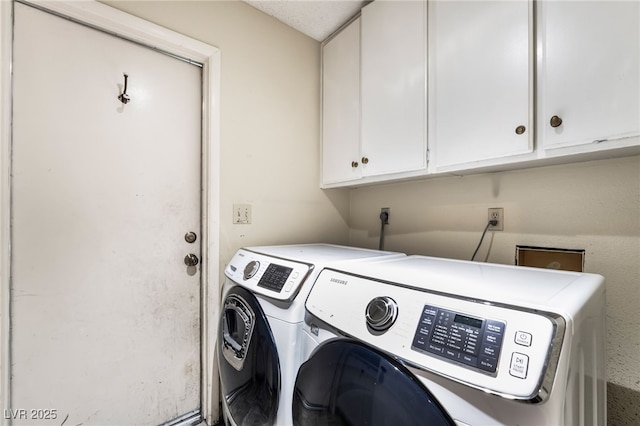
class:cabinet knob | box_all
[361,157,369,164]
[351,161,359,168]
[515,125,526,135]
[550,115,563,128]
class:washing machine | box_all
[296,255,606,425]
[217,244,405,426]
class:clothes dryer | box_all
[218,244,404,426]
[297,255,606,425]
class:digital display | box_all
[257,264,293,293]
[454,314,483,329]
[412,305,505,375]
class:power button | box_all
[515,331,532,347]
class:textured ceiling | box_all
[243,0,366,42]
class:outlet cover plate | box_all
[488,207,504,231]
[233,204,252,224]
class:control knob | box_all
[365,296,398,332]
[243,260,260,280]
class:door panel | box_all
[322,17,361,185]
[430,0,532,168]
[11,3,202,424]
[540,1,640,149]
[360,1,426,176]
[218,286,280,425]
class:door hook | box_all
[118,73,131,104]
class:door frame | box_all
[0,1,221,424]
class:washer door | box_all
[218,286,280,425]
[293,339,455,426]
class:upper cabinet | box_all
[321,0,639,188]
[429,0,533,172]
[538,0,640,154]
[360,0,427,178]
[321,1,427,188]
[322,17,361,186]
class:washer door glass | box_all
[293,339,455,426]
[218,286,280,425]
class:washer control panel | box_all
[412,305,505,376]
[306,268,564,401]
[225,249,312,302]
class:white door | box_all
[11,3,202,425]
[360,0,426,177]
[539,0,640,149]
[429,0,532,170]
[321,17,361,186]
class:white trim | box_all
[0,0,13,420]
[201,27,222,426]
[0,1,221,424]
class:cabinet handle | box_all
[351,161,359,168]
[515,125,526,135]
[361,157,369,164]
[550,115,563,128]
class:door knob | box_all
[184,253,199,267]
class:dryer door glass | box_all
[218,286,280,425]
[293,339,455,426]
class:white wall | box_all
[349,155,640,424]
[102,0,351,275]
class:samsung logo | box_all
[330,278,348,285]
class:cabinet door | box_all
[322,18,361,186]
[361,0,426,177]
[539,1,640,150]
[430,0,533,171]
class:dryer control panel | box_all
[225,249,312,302]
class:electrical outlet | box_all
[380,207,390,224]
[488,208,504,231]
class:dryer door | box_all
[218,286,280,425]
[293,339,455,426]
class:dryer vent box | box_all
[515,246,585,272]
